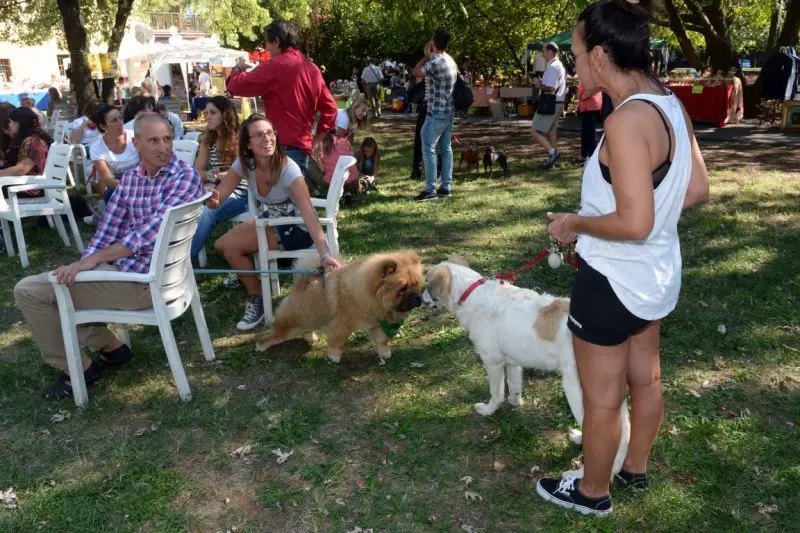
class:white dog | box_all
[421,258,630,479]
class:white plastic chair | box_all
[0,144,84,268]
[182,131,202,142]
[52,122,82,188]
[48,192,215,407]
[196,194,255,268]
[256,155,356,325]
[173,139,199,167]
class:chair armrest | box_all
[8,179,67,193]
[0,175,46,187]
[310,199,327,208]
[256,216,335,227]
[48,270,155,285]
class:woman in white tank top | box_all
[536,0,710,517]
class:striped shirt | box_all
[83,154,203,273]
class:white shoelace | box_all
[555,476,577,496]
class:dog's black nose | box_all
[398,292,423,312]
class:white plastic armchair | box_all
[182,131,202,142]
[255,155,356,325]
[0,144,84,268]
[47,192,215,407]
[173,139,200,167]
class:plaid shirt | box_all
[83,154,203,273]
[421,53,458,116]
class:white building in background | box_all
[0,9,208,94]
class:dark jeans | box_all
[412,104,441,177]
[580,111,600,159]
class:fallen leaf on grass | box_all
[50,411,70,423]
[460,475,473,488]
[256,398,269,409]
[717,324,727,334]
[271,448,294,464]
[781,343,799,353]
[714,354,726,368]
[461,525,476,533]
[493,460,506,471]
[346,527,374,533]
[133,428,146,437]
[688,390,701,398]
[701,380,712,389]
[756,502,777,516]
[409,362,425,368]
[2,487,17,504]
[232,445,252,459]
[378,358,386,366]
[335,498,346,506]
[668,425,679,436]
[530,465,541,473]
[675,473,697,484]
[11,320,23,328]
[697,300,709,308]
[236,384,246,390]
[464,491,483,502]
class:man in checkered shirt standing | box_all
[413,29,458,201]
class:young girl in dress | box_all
[356,137,380,191]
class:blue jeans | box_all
[283,146,309,177]
[190,189,249,263]
[421,112,454,192]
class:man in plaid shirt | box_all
[15,113,203,401]
[413,29,458,201]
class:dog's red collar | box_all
[459,277,504,305]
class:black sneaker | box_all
[536,476,612,517]
[436,187,451,197]
[236,296,265,331]
[98,343,134,367]
[614,469,649,492]
[414,190,439,202]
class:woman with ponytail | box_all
[539,0,709,516]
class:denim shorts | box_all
[257,211,313,251]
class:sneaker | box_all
[222,273,241,288]
[414,190,439,202]
[614,469,649,492]
[538,150,561,170]
[536,476,612,517]
[236,296,265,331]
[436,187,451,197]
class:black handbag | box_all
[537,93,557,115]
[408,81,425,105]
[452,74,473,112]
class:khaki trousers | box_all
[14,264,152,372]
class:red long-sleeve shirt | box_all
[226,47,338,153]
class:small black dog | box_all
[483,146,509,177]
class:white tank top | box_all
[575,93,692,320]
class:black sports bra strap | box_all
[632,99,672,160]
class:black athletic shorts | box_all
[568,258,651,346]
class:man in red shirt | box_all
[227,21,337,178]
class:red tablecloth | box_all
[668,84,733,127]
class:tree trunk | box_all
[777,0,800,47]
[57,0,95,113]
[767,0,784,51]
[101,0,136,103]
[662,0,702,69]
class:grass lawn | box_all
[0,121,798,532]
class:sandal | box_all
[97,344,133,367]
[42,362,102,400]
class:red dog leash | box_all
[458,244,579,305]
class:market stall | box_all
[666,73,741,127]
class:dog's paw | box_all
[474,402,498,416]
[568,429,583,445]
[254,339,270,352]
[562,466,584,479]
[326,352,342,363]
[378,349,392,360]
[508,393,523,407]
[303,332,318,344]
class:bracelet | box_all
[559,214,572,235]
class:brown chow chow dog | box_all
[255,251,424,363]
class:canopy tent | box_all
[524,31,669,75]
[526,31,667,52]
[118,37,248,97]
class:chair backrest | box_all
[182,130,202,142]
[53,103,78,122]
[161,100,184,115]
[43,144,73,182]
[325,155,357,219]
[149,192,210,314]
[172,140,199,167]
[490,101,505,120]
[53,121,68,144]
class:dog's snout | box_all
[397,292,423,312]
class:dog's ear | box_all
[381,259,398,278]
[447,255,469,267]
[426,265,452,300]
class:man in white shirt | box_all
[531,42,566,169]
[198,68,212,96]
[361,60,384,117]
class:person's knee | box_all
[14,274,43,306]
[214,236,230,258]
